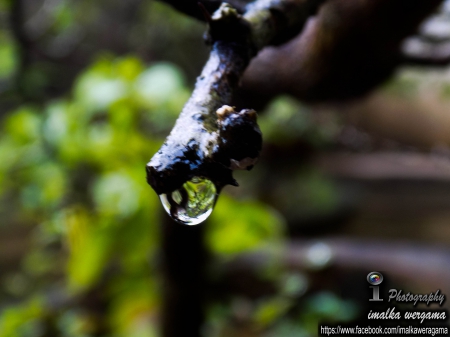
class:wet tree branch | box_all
[146,0,325,195]
[158,0,251,20]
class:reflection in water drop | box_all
[159,177,217,225]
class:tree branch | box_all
[146,0,324,198]
[401,37,450,66]
[239,0,444,103]
[223,238,450,295]
[157,0,252,20]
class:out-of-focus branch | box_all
[7,0,88,99]
[237,0,444,104]
[9,0,31,94]
[160,215,207,337]
[9,0,30,62]
[402,37,450,66]
[223,238,450,296]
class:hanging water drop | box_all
[159,177,218,225]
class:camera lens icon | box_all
[367,272,383,285]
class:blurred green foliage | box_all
[205,286,358,337]
[259,97,336,148]
[0,55,308,336]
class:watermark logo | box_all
[367,271,383,286]
[365,271,447,324]
[368,271,383,301]
[318,272,448,335]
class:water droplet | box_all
[159,177,217,225]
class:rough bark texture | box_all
[147,0,324,195]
